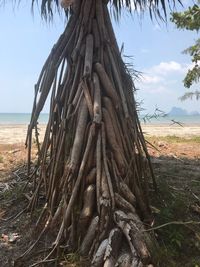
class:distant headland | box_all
[168,107,200,116]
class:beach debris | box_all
[151,158,164,164]
[9,149,21,154]
[0,182,10,193]
[1,233,20,243]
[0,210,5,219]
[185,187,200,203]
[170,119,184,127]
[0,164,5,171]
[157,141,168,148]
[0,168,28,195]
[190,204,200,216]
[150,205,160,214]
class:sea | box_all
[0,113,200,125]
[140,114,200,125]
[0,113,49,125]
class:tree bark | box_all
[23,0,156,266]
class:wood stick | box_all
[102,123,115,210]
[80,216,99,255]
[84,34,94,77]
[93,72,102,124]
[86,168,96,185]
[102,97,123,151]
[79,184,96,224]
[102,108,126,174]
[104,228,122,266]
[95,63,119,107]
[70,98,88,171]
[82,0,93,25]
[92,19,100,49]
[72,82,83,109]
[92,239,108,267]
[107,47,129,118]
[96,0,105,40]
[54,124,95,245]
[71,26,84,62]
[119,182,136,207]
[103,4,121,56]
[82,80,94,119]
[68,57,82,104]
[115,193,136,214]
[27,127,32,176]
[96,131,102,213]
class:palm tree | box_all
[15,0,180,266]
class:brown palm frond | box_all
[27,0,182,20]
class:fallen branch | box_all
[144,220,200,232]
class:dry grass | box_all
[0,138,200,266]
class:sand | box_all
[0,123,200,144]
[0,124,46,144]
[141,123,200,137]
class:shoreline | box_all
[141,123,200,137]
[0,123,200,144]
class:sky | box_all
[0,0,199,114]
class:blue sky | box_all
[0,0,199,114]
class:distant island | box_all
[168,107,200,116]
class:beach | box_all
[141,123,200,137]
[0,123,199,167]
[0,124,46,144]
[0,123,200,144]
[0,122,199,174]
[0,123,200,266]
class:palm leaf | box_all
[180,90,200,101]
[29,0,182,20]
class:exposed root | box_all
[17,0,156,265]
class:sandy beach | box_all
[0,124,46,144]
[141,123,200,137]
[0,124,200,266]
[0,123,200,144]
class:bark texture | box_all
[22,0,156,266]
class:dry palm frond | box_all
[180,90,200,101]
[11,0,182,20]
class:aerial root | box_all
[16,0,157,266]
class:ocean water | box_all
[0,113,49,124]
[140,114,200,125]
[0,113,200,125]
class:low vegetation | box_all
[147,135,200,144]
[151,166,200,266]
[0,155,3,163]
[1,136,200,266]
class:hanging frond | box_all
[28,0,182,20]
[180,90,200,101]
[30,0,72,20]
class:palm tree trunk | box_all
[24,0,156,265]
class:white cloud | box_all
[136,60,191,97]
[137,80,176,95]
[150,61,189,75]
[133,59,197,113]
[145,85,175,95]
[142,74,163,84]
[139,61,192,89]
